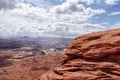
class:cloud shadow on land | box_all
[0,55,13,67]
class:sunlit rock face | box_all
[37,28,120,80]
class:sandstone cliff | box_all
[38,28,120,80]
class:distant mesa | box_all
[20,36,30,39]
[38,28,120,80]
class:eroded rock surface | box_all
[38,29,120,80]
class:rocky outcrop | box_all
[38,28,120,80]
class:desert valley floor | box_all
[0,37,73,80]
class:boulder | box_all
[37,28,120,80]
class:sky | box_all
[0,0,120,38]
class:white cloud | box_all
[67,0,95,5]
[0,12,106,38]
[79,0,95,5]
[66,0,80,4]
[0,0,107,38]
[50,1,106,22]
[0,0,21,10]
[43,22,106,38]
[105,0,119,4]
[109,11,120,15]
[50,2,85,14]
[9,3,47,18]
[0,13,49,38]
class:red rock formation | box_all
[38,28,120,80]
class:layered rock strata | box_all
[38,29,120,80]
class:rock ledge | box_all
[38,29,120,80]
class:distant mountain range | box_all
[0,36,73,50]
